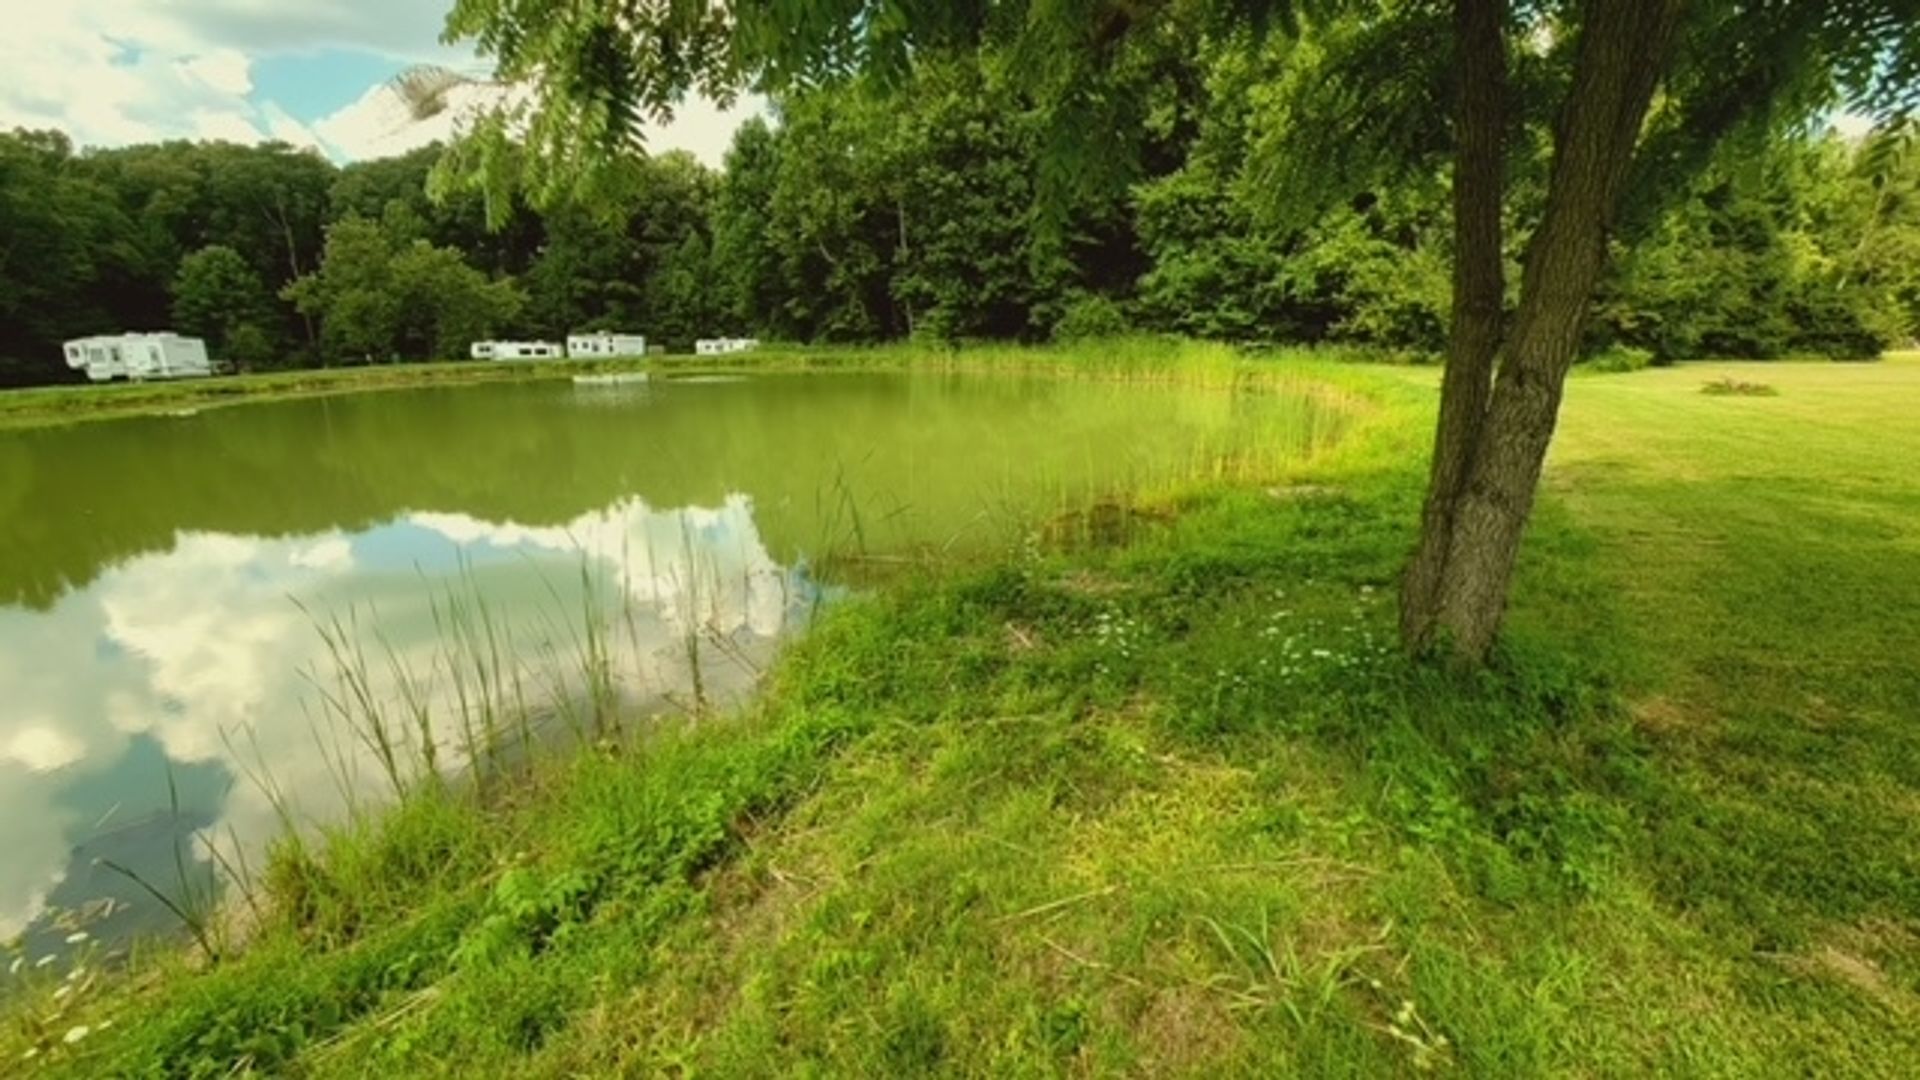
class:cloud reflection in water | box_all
[0,493,811,954]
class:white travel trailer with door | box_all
[63,333,212,382]
[566,332,647,358]
[694,337,761,356]
[471,340,565,360]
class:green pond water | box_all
[0,370,1346,970]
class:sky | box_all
[0,0,755,165]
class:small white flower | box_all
[64,931,89,945]
[7,957,20,976]
[34,955,55,969]
[63,1025,90,1045]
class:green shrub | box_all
[1700,376,1778,396]
[1582,345,1656,373]
[1050,293,1130,342]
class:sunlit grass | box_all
[7,349,1917,1075]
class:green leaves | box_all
[171,245,280,368]
[283,217,527,364]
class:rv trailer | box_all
[63,333,212,382]
[471,340,565,361]
[693,337,761,356]
[566,332,648,358]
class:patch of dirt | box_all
[1810,946,1900,1006]
[647,817,840,1037]
[1628,696,1715,738]
[1127,984,1244,1074]
[1004,621,1043,654]
[1796,694,1848,731]
[1038,499,1175,552]
[1265,483,1339,501]
[1777,919,1920,1017]
[1053,569,1138,597]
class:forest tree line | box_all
[3,48,1917,387]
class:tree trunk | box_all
[896,196,915,338]
[1408,0,1682,662]
[1400,0,1508,650]
[270,194,319,349]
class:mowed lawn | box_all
[1553,354,1920,704]
[12,352,1917,1078]
[1551,356,1920,943]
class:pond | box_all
[0,370,1347,973]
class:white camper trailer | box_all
[63,333,212,382]
[694,337,761,356]
[471,340,565,361]
[566,332,647,358]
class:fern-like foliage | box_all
[434,0,1915,227]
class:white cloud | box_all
[258,101,327,153]
[4,726,86,773]
[310,77,761,167]
[648,95,766,168]
[0,5,274,148]
[182,49,255,97]
[153,0,465,63]
[190,108,268,145]
[1831,112,1875,139]
[0,1,755,165]
[291,535,353,570]
[311,77,524,162]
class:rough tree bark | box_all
[1400,0,1508,649]
[1405,0,1683,662]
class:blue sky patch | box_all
[251,49,405,123]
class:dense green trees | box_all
[520,152,720,345]
[1593,139,1904,361]
[2,38,1918,391]
[283,217,525,363]
[0,132,144,385]
[702,63,1086,342]
[172,246,281,369]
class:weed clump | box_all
[1700,376,1778,396]
[1582,345,1656,373]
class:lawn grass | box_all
[6,349,1916,1076]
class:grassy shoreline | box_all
[0,337,1397,431]
[7,349,1918,1075]
[0,358,660,430]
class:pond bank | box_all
[0,337,1394,431]
[0,358,653,431]
[7,351,1919,1075]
